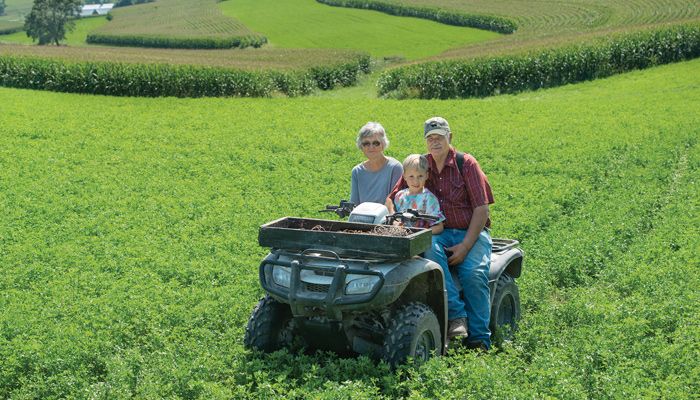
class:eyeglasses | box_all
[361,140,382,148]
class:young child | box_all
[386,154,445,234]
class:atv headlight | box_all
[272,265,291,288]
[345,276,380,295]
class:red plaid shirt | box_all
[390,148,494,229]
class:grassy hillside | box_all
[0,59,698,398]
[219,0,498,60]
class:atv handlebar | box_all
[319,200,356,218]
[385,210,440,225]
[320,201,439,226]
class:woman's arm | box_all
[350,168,359,204]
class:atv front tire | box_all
[244,295,295,352]
[382,302,441,367]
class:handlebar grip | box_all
[416,213,439,221]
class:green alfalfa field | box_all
[1,57,698,398]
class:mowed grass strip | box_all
[0,59,698,397]
[220,0,499,60]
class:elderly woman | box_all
[350,122,403,205]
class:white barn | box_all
[80,3,114,17]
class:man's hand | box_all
[446,205,489,266]
[446,242,470,266]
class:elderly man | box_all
[389,117,494,351]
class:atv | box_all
[244,201,523,366]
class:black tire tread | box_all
[489,274,521,335]
[382,302,441,367]
[243,295,291,352]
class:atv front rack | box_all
[259,217,432,259]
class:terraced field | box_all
[93,0,256,39]
[3,0,698,78]
[393,0,700,33]
[1,0,499,67]
[387,0,700,59]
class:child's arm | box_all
[423,190,444,234]
[385,197,395,213]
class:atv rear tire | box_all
[382,302,441,367]
[490,274,520,340]
[244,295,295,352]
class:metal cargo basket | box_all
[258,217,432,259]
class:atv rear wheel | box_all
[382,302,441,367]
[244,295,295,352]
[490,274,520,341]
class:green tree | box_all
[24,0,82,45]
[0,0,6,16]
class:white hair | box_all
[356,121,390,150]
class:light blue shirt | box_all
[350,157,403,205]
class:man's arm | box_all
[446,204,489,266]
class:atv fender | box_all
[383,257,448,355]
[489,247,523,281]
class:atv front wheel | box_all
[244,295,295,352]
[490,274,520,341]
[382,302,441,367]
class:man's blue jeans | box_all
[424,228,492,347]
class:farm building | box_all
[80,3,114,17]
